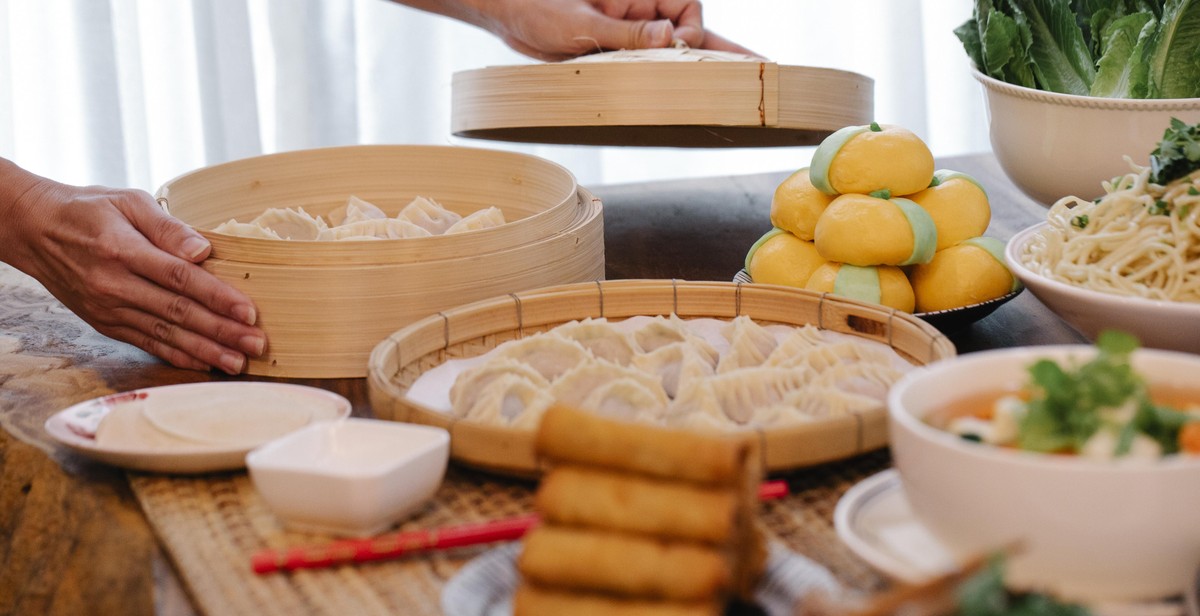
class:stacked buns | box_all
[746,122,1020,313]
[514,404,767,615]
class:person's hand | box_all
[411,0,756,62]
[0,168,265,374]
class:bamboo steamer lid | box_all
[452,49,874,147]
[368,280,955,476]
[157,145,604,378]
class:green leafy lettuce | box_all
[957,0,1200,99]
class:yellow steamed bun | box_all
[770,167,835,241]
[809,122,934,197]
[745,229,829,288]
[909,237,1018,313]
[813,194,937,267]
[805,262,915,313]
[908,170,991,251]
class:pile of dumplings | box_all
[449,314,914,431]
[212,195,505,240]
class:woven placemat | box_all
[129,452,891,616]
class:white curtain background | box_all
[0,0,988,192]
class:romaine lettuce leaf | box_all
[1090,11,1154,96]
[1009,0,1098,94]
[1143,0,1200,98]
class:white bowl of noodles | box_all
[1004,165,1200,352]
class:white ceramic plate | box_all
[1005,222,1200,352]
[441,541,840,616]
[44,382,351,474]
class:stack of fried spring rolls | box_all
[514,404,768,616]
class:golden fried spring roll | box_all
[536,465,739,544]
[513,584,724,616]
[517,526,731,601]
[535,404,753,484]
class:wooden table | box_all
[0,152,1085,616]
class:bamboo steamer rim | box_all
[367,279,955,476]
[156,144,581,266]
[215,187,603,379]
[451,61,874,148]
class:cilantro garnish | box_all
[956,556,1090,616]
[1018,330,1144,453]
[1149,199,1171,215]
[1150,118,1200,185]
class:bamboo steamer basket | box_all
[367,280,955,477]
[452,56,873,147]
[156,145,605,378]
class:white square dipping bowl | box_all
[246,418,449,537]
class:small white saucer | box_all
[833,469,956,585]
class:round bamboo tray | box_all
[157,145,605,378]
[451,59,873,148]
[367,280,955,477]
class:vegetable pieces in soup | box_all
[945,331,1200,459]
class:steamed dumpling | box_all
[212,219,284,239]
[780,340,897,374]
[550,360,667,408]
[327,195,388,227]
[493,335,593,381]
[397,196,462,235]
[450,357,551,417]
[716,316,778,373]
[630,315,689,353]
[670,366,813,425]
[444,206,505,235]
[318,217,432,240]
[763,326,826,367]
[248,206,328,240]
[461,373,554,430]
[579,378,668,423]
[551,318,639,366]
[780,386,881,420]
[810,361,905,401]
[630,342,715,399]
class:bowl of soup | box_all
[888,342,1200,602]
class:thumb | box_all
[589,17,675,51]
[122,191,212,263]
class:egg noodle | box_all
[1022,162,1200,302]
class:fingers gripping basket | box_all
[367,280,955,476]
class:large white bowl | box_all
[1005,222,1200,353]
[889,346,1200,602]
[975,69,1200,206]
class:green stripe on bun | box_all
[833,264,882,305]
[961,236,1022,292]
[893,198,938,266]
[745,227,787,271]
[809,124,871,195]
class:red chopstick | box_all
[251,479,789,574]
